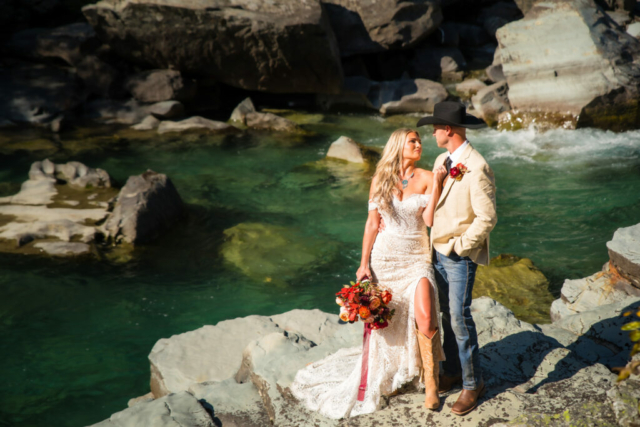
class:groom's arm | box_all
[453,163,497,256]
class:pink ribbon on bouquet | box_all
[357,323,373,401]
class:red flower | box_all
[381,291,392,304]
[348,311,358,322]
[450,167,461,178]
[450,163,468,181]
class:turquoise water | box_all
[0,114,639,426]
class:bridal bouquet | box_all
[336,279,395,330]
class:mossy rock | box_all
[474,254,555,324]
[220,223,337,285]
[261,109,325,125]
[497,110,578,132]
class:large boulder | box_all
[230,98,302,132]
[124,70,196,103]
[496,0,640,131]
[325,136,365,163]
[607,223,640,287]
[82,0,343,94]
[322,0,443,56]
[101,170,184,245]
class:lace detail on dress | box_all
[291,192,443,420]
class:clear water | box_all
[0,114,639,427]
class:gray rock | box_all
[84,99,154,125]
[607,10,633,26]
[627,21,640,38]
[229,98,299,132]
[550,269,640,321]
[322,0,443,56]
[34,241,91,256]
[131,115,161,131]
[157,117,240,134]
[377,79,448,115]
[229,98,257,123]
[245,112,300,132]
[0,63,85,126]
[410,47,467,80]
[0,219,97,246]
[607,380,640,427]
[326,136,365,163]
[189,379,270,427]
[147,101,184,120]
[486,63,505,83]
[6,23,98,66]
[83,0,343,94]
[496,0,640,131]
[127,392,154,408]
[102,170,184,245]
[471,80,511,125]
[607,223,640,287]
[88,391,215,427]
[456,78,487,98]
[148,316,283,398]
[124,70,196,103]
[318,76,448,114]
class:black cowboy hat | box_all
[416,101,486,129]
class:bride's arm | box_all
[356,177,380,282]
[356,209,380,282]
[423,165,447,227]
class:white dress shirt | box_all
[448,140,469,165]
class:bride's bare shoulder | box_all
[415,168,433,182]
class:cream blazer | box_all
[430,143,497,266]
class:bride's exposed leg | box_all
[415,278,437,338]
[414,278,441,410]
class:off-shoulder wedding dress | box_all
[291,193,443,419]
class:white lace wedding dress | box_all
[291,193,442,419]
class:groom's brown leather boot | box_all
[438,373,462,393]
[451,380,486,416]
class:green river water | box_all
[0,112,639,426]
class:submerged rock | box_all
[496,1,640,131]
[82,0,343,94]
[102,170,184,245]
[474,255,554,324]
[220,223,337,284]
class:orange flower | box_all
[369,297,381,310]
[359,306,371,319]
[381,291,392,304]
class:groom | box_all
[417,101,497,416]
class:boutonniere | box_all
[450,163,468,181]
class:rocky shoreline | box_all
[89,224,640,426]
[4,0,640,133]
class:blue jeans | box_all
[433,250,482,390]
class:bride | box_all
[291,128,448,419]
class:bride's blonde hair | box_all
[371,128,419,212]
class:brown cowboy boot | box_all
[415,328,443,410]
[438,373,462,393]
[451,380,486,416]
